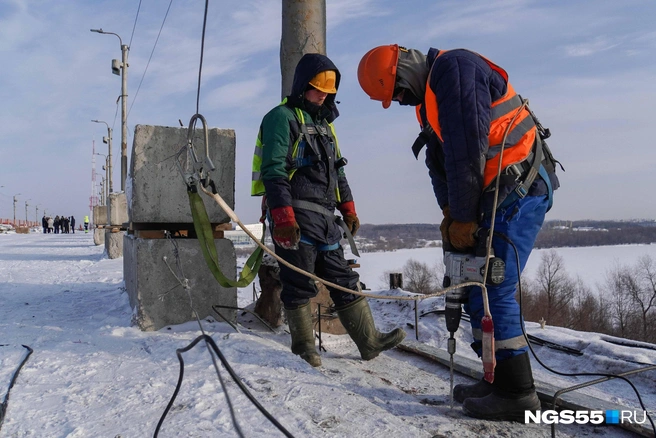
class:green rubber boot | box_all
[336,296,406,360]
[285,302,321,367]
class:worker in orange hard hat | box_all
[252,53,405,368]
[358,44,562,421]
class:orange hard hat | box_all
[309,70,337,94]
[357,44,400,109]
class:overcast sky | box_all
[1,0,655,224]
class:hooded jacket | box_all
[258,53,353,245]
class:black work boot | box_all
[453,379,493,403]
[336,296,406,360]
[285,302,321,367]
[462,352,541,421]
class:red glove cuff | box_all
[337,201,356,217]
[270,206,296,228]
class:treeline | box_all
[535,220,656,248]
[356,220,656,252]
[391,252,656,344]
[521,250,656,343]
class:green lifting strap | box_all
[188,189,264,288]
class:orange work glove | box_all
[448,220,478,251]
[271,206,300,250]
[439,206,453,245]
[337,201,360,236]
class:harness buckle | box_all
[514,183,529,198]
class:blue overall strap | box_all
[291,199,360,256]
[299,234,340,251]
[538,164,553,211]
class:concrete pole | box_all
[12,194,19,226]
[107,127,113,194]
[280,0,326,99]
[120,43,129,192]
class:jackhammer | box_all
[442,229,505,407]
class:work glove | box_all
[271,206,300,250]
[439,206,453,246]
[448,220,478,251]
[337,201,360,236]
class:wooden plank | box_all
[133,229,222,239]
[129,222,232,231]
[398,339,653,438]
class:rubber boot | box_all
[336,296,406,360]
[462,352,541,421]
[453,379,493,403]
[285,303,321,367]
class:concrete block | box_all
[109,193,128,226]
[123,234,237,331]
[106,230,124,259]
[93,206,108,226]
[93,228,104,246]
[128,125,235,224]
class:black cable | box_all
[128,0,174,118]
[164,235,245,436]
[195,0,209,114]
[128,0,142,49]
[0,345,33,431]
[494,231,656,437]
[154,334,295,438]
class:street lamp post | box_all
[24,199,31,224]
[99,179,105,205]
[95,152,109,203]
[91,120,113,194]
[12,193,20,226]
[90,28,128,192]
[35,205,40,223]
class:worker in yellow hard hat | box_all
[251,53,405,367]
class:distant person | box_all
[83,215,89,233]
[47,216,54,233]
[42,215,47,234]
[358,44,561,420]
[70,216,76,233]
[54,215,60,234]
[252,53,405,367]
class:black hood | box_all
[288,53,341,122]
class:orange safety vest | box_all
[417,50,536,189]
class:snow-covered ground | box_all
[1,232,654,437]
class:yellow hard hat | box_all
[308,70,337,94]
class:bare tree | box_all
[631,255,656,342]
[535,250,575,326]
[568,278,613,333]
[403,259,440,295]
[604,263,635,338]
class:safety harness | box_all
[252,101,360,256]
[411,97,561,212]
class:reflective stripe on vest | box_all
[420,50,536,189]
[251,100,341,197]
